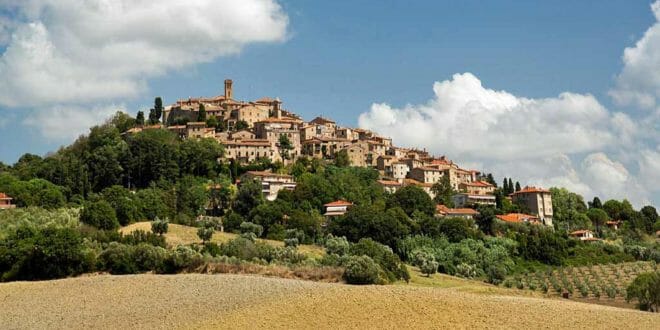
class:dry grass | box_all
[1,274,657,330]
[120,221,326,258]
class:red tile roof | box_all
[462,181,493,187]
[0,192,12,199]
[512,186,551,195]
[436,204,479,215]
[496,213,540,223]
[310,116,336,125]
[324,200,353,207]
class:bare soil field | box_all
[1,273,657,330]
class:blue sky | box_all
[0,1,658,206]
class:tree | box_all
[278,134,294,160]
[515,181,521,192]
[626,272,660,312]
[197,103,207,122]
[640,206,658,234]
[234,120,249,131]
[206,116,218,129]
[502,178,509,194]
[232,178,264,216]
[154,97,163,121]
[334,149,350,167]
[343,255,381,285]
[586,208,609,233]
[101,185,141,226]
[431,175,455,207]
[136,111,145,126]
[508,178,513,194]
[81,200,120,230]
[589,197,602,209]
[151,217,169,236]
[420,258,439,277]
[389,185,435,217]
[197,227,214,243]
[486,173,496,187]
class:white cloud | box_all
[359,73,617,162]
[0,0,288,138]
[23,104,124,140]
[358,73,657,207]
[610,1,660,109]
[0,0,288,107]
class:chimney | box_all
[224,79,233,99]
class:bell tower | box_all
[224,79,233,99]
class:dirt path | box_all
[0,274,657,329]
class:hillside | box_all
[0,274,657,329]
[120,222,326,257]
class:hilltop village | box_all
[125,79,555,227]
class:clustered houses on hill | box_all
[150,79,553,225]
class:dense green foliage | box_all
[626,272,660,312]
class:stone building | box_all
[511,186,553,226]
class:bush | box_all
[98,242,137,274]
[151,218,169,236]
[325,235,350,256]
[420,258,439,277]
[240,222,263,237]
[350,238,409,283]
[0,226,93,281]
[201,242,222,257]
[197,227,214,243]
[166,245,203,271]
[132,243,167,272]
[80,200,120,230]
[284,238,299,248]
[626,272,660,312]
[343,255,381,284]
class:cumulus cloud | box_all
[23,104,125,140]
[359,73,619,161]
[0,0,288,107]
[358,73,657,207]
[0,0,288,138]
[610,1,660,109]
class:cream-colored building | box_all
[391,161,410,181]
[344,144,367,167]
[223,140,274,164]
[241,171,296,201]
[511,186,553,226]
[459,181,495,195]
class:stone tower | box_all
[224,79,233,99]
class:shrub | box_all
[0,226,93,281]
[350,238,409,283]
[456,263,478,279]
[325,235,350,256]
[121,230,166,248]
[626,272,660,312]
[166,245,203,271]
[420,259,439,277]
[80,200,120,230]
[132,243,167,272]
[343,255,381,285]
[151,218,169,236]
[240,222,263,237]
[98,242,137,274]
[201,242,222,257]
[197,227,214,243]
[284,238,299,248]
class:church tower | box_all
[224,79,233,99]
